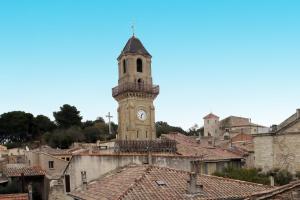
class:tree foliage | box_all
[213,167,294,186]
[213,167,270,185]
[53,104,82,128]
[0,111,54,144]
[156,121,186,138]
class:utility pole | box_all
[106,112,113,135]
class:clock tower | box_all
[112,35,159,140]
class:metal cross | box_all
[106,112,113,135]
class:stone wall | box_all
[254,135,274,172]
[64,154,239,192]
[254,120,300,173]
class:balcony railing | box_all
[112,82,159,97]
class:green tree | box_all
[0,111,34,144]
[213,167,270,185]
[33,115,56,135]
[44,126,85,149]
[156,121,186,138]
[81,120,95,129]
[268,169,293,186]
[53,104,82,128]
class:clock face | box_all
[137,110,147,121]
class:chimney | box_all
[187,172,203,195]
[187,160,204,195]
[28,183,33,200]
[147,151,153,165]
[269,175,275,186]
[297,109,300,119]
[81,171,87,190]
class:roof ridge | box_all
[150,165,271,188]
[118,165,151,200]
[246,180,300,199]
[202,174,272,187]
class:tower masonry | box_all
[112,36,159,140]
[203,113,220,137]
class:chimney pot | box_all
[81,171,87,190]
[269,175,275,186]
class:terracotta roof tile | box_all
[69,165,273,200]
[4,166,46,177]
[0,194,28,200]
[162,133,242,160]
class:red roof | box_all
[4,166,46,177]
[203,113,219,119]
[162,133,242,160]
[0,194,28,200]
[69,165,273,200]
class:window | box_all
[48,161,54,169]
[204,163,208,174]
[207,120,209,124]
[137,131,139,138]
[123,59,126,74]
[146,131,148,138]
[137,58,143,72]
[66,157,70,161]
[217,162,225,172]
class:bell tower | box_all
[112,36,159,140]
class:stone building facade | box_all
[254,109,300,173]
[203,113,220,137]
[201,114,265,137]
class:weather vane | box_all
[131,21,135,36]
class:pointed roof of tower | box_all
[203,113,219,119]
[118,36,151,59]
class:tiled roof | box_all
[0,194,28,200]
[162,133,242,160]
[69,165,273,200]
[245,180,300,200]
[203,113,219,119]
[33,145,86,156]
[118,36,151,59]
[4,166,46,177]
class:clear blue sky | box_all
[0,0,300,129]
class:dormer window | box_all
[123,59,127,74]
[137,58,143,72]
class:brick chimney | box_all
[81,171,87,191]
[187,160,204,195]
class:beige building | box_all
[112,35,159,140]
[203,113,220,137]
[254,109,300,173]
[68,164,273,200]
[201,114,265,137]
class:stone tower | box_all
[112,36,159,140]
[203,113,220,137]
